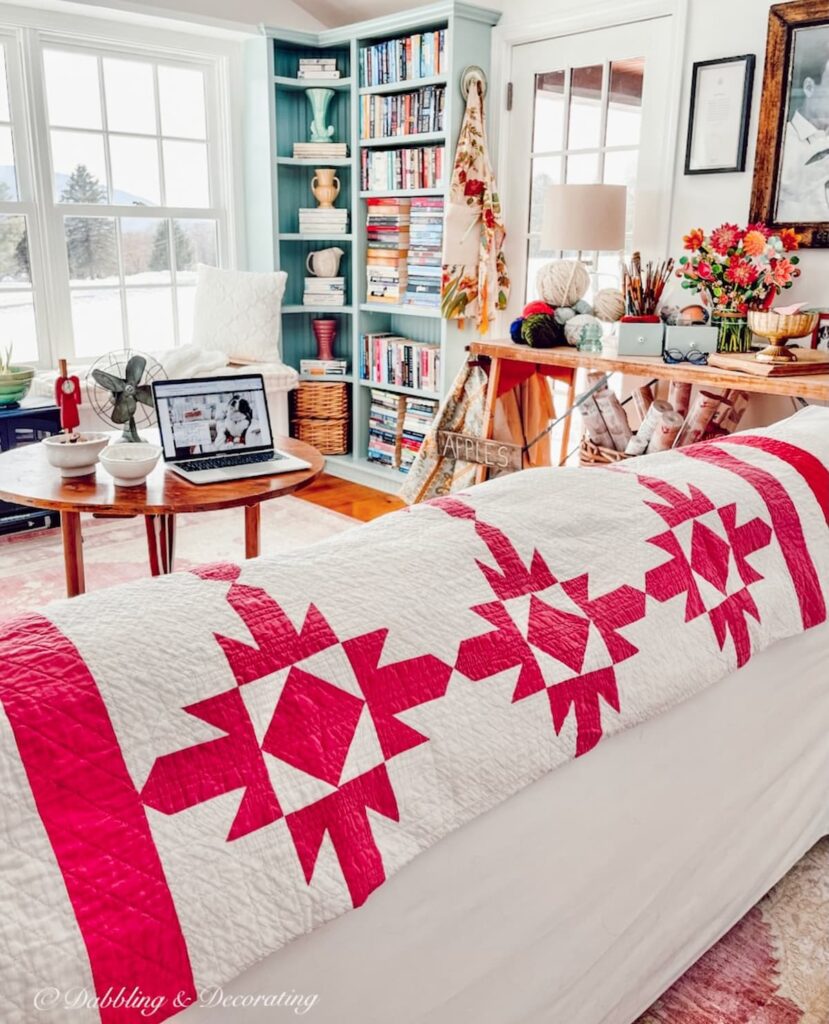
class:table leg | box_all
[245,503,260,560]
[145,514,176,576]
[60,510,85,598]
[558,370,578,466]
[475,355,503,485]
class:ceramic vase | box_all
[311,168,340,209]
[305,88,335,144]
[306,246,344,278]
[312,319,338,361]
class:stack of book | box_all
[366,198,410,304]
[367,390,404,469]
[359,30,446,86]
[303,276,346,307]
[300,358,349,377]
[360,85,445,139]
[405,196,443,309]
[360,145,444,192]
[297,57,340,80]
[399,396,438,474]
[298,207,348,235]
[360,332,441,393]
[293,142,348,159]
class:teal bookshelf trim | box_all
[300,373,354,382]
[274,76,353,90]
[359,131,445,148]
[276,157,352,166]
[359,187,444,198]
[358,74,447,96]
[277,232,354,241]
[359,302,441,318]
[358,379,440,401]
[284,305,354,314]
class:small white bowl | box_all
[99,442,162,487]
[42,432,110,477]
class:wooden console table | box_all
[467,338,829,482]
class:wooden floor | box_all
[296,473,405,522]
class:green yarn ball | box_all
[521,313,564,348]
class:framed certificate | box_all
[685,55,756,175]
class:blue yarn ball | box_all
[573,299,593,315]
[510,317,525,343]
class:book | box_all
[360,85,445,140]
[300,359,349,376]
[360,145,444,191]
[359,30,446,87]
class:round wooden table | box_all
[0,436,324,598]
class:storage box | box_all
[616,321,665,356]
[664,325,718,356]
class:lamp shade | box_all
[540,184,627,252]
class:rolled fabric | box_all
[625,399,672,455]
[675,390,722,447]
[632,384,654,421]
[581,398,615,449]
[646,409,685,453]
[595,391,633,451]
[586,370,608,391]
[711,390,750,433]
[668,381,692,419]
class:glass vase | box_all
[713,311,752,354]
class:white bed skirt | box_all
[182,622,829,1024]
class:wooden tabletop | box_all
[468,338,829,401]
[0,435,324,515]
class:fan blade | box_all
[92,369,125,393]
[135,384,154,408]
[110,394,137,424]
[125,355,147,387]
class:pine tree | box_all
[61,165,118,280]
[0,182,27,279]
[149,220,194,273]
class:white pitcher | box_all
[305,247,344,278]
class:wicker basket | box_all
[292,417,349,456]
[292,381,349,420]
[579,437,631,467]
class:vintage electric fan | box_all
[87,351,165,442]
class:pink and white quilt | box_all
[1,408,829,1023]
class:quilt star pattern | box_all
[1,410,828,1024]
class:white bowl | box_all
[42,432,110,477]
[99,442,162,487]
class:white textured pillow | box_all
[191,264,287,363]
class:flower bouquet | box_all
[677,223,801,352]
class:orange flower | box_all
[778,228,801,252]
[683,228,704,251]
[710,223,743,253]
[742,230,768,257]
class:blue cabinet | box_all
[0,398,61,535]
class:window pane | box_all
[44,50,102,130]
[104,58,156,135]
[121,218,170,283]
[70,288,124,356]
[0,291,37,363]
[0,126,18,200]
[532,70,565,153]
[568,65,603,150]
[606,58,644,147]
[158,66,206,140]
[529,156,562,233]
[126,287,174,348]
[163,140,209,206]
[109,135,160,205]
[64,216,119,284]
[0,46,10,122]
[177,285,195,343]
[566,152,600,184]
[0,215,30,281]
[52,132,108,203]
[172,219,217,282]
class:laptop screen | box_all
[153,376,273,461]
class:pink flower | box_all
[725,256,759,287]
[696,260,715,282]
[710,223,743,254]
[764,258,797,288]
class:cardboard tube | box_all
[646,410,685,453]
[595,391,633,451]
[668,381,692,419]
[626,399,672,455]
[581,399,614,449]
[675,390,722,447]
[632,385,654,421]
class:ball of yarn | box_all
[564,313,603,347]
[522,300,556,318]
[521,314,564,348]
[573,299,593,316]
[554,306,576,325]
[509,317,525,343]
[536,259,590,307]
[593,288,625,323]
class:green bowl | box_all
[0,366,35,407]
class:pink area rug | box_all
[0,496,358,620]
[638,837,829,1023]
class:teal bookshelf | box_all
[244,2,500,492]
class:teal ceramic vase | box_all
[306,88,335,144]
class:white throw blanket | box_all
[1,409,828,1023]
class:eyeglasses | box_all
[662,348,709,365]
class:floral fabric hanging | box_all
[441,80,509,333]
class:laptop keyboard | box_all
[178,450,284,472]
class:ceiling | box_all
[292,0,504,29]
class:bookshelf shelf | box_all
[276,156,352,166]
[359,379,440,401]
[277,232,354,241]
[300,373,354,383]
[283,305,354,314]
[358,74,447,96]
[359,302,441,318]
[359,187,445,198]
[274,75,353,90]
[359,131,445,149]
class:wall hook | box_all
[460,65,487,100]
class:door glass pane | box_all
[0,47,9,122]
[0,291,37,362]
[603,149,638,241]
[529,156,562,233]
[52,132,108,202]
[158,66,207,140]
[44,50,102,130]
[64,216,119,284]
[0,215,30,281]
[173,218,217,282]
[104,58,156,135]
[70,288,124,356]
[568,65,603,150]
[606,58,644,147]
[126,287,174,348]
[163,141,209,206]
[526,235,558,302]
[0,126,18,200]
[532,70,565,152]
[120,218,170,284]
[566,152,599,183]
[109,135,160,205]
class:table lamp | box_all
[540,183,627,255]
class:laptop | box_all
[152,374,311,485]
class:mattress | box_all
[182,621,829,1024]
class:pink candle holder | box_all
[312,319,338,361]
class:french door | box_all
[503,17,677,309]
